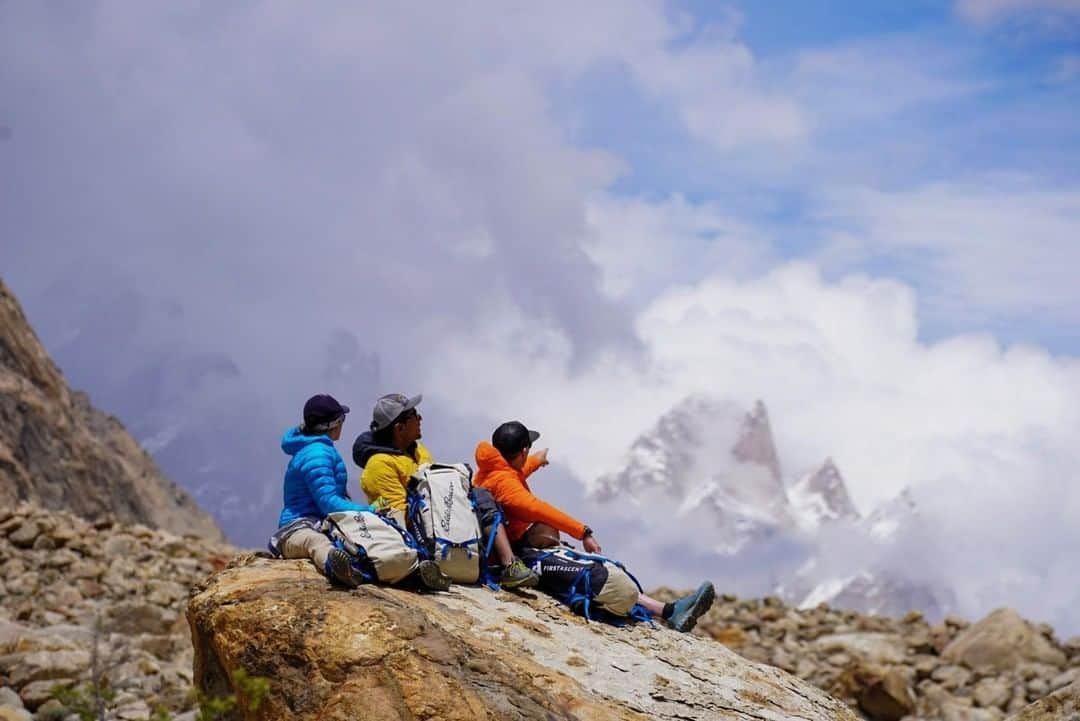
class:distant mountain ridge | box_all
[593,396,852,554]
[593,392,949,619]
[0,277,223,540]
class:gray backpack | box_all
[323,510,419,584]
[406,463,482,583]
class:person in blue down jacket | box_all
[271,393,450,591]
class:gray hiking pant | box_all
[279,526,334,576]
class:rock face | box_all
[0,277,222,540]
[188,557,859,721]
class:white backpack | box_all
[406,463,482,583]
[323,510,419,584]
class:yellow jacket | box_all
[358,441,433,511]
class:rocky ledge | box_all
[188,556,858,721]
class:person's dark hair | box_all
[370,423,395,447]
[369,409,414,446]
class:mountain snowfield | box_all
[591,393,955,620]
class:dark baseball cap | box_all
[303,394,350,433]
[492,420,540,457]
[370,393,422,431]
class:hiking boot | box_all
[499,558,539,589]
[416,560,452,592]
[325,548,364,588]
[668,581,715,633]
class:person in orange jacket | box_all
[474,420,716,632]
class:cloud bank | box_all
[3,1,1080,632]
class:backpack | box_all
[323,510,420,584]
[406,463,482,583]
[518,545,652,624]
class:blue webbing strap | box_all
[564,566,594,621]
[478,510,504,590]
[557,548,654,625]
[434,537,480,560]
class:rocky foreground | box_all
[0,505,235,720]
[2,503,1079,721]
[652,589,1080,721]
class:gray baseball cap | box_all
[370,392,422,431]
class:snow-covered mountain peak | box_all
[789,457,860,530]
[592,394,795,554]
[732,400,783,487]
[867,487,918,542]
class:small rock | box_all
[0,687,23,709]
[102,535,136,559]
[7,523,39,550]
[940,702,1001,721]
[30,535,56,551]
[973,677,1011,709]
[0,706,32,721]
[5,650,91,687]
[16,680,67,712]
[31,698,65,721]
[1051,668,1080,691]
[932,664,973,690]
[114,699,151,721]
[857,668,914,721]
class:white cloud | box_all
[792,38,983,124]
[582,194,775,304]
[420,258,1080,628]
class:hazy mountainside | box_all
[29,274,382,547]
[0,277,222,541]
[592,393,952,621]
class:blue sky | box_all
[553,1,1079,354]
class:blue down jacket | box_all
[278,426,370,527]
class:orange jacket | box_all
[473,441,588,543]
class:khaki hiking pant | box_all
[594,564,639,616]
[280,526,334,576]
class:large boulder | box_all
[942,609,1066,673]
[1005,679,1080,720]
[188,556,859,721]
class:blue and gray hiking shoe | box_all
[417,560,453,592]
[326,548,364,588]
[668,581,716,632]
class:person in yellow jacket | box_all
[352,393,537,588]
